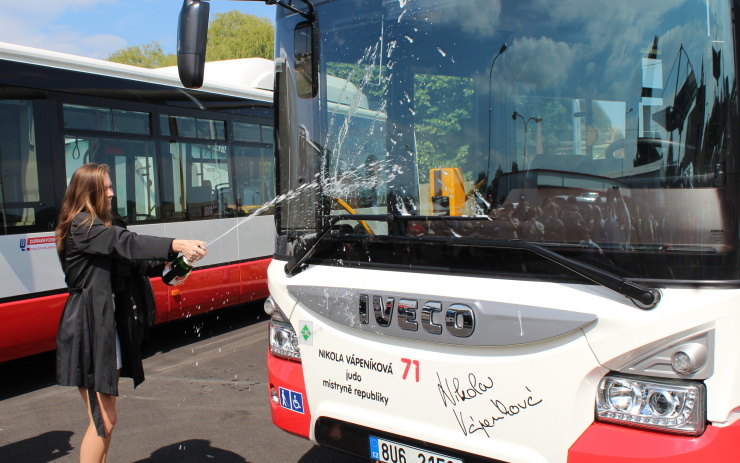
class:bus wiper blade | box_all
[284,215,660,309]
[394,214,493,221]
[284,214,392,275]
[463,239,661,310]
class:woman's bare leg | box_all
[78,387,117,463]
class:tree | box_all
[106,11,274,67]
[107,41,177,68]
[413,74,474,181]
[206,11,274,61]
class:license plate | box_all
[369,436,464,463]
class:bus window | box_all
[160,114,225,140]
[196,118,225,140]
[63,104,151,135]
[115,154,158,221]
[233,121,263,142]
[233,145,275,214]
[164,141,231,220]
[261,125,273,143]
[112,109,150,135]
[0,100,43,232]
[64,104,112,132]
[133,155,157,220]
[64,136,159,223]
[295,22,316,98]
[160,114,197,138]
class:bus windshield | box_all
[276,0,738,282]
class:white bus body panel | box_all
[0,232,64,296]
[270,264,740,462]
[271,265,609,463]
[0,216,274,299]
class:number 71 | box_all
[401,358,420,382]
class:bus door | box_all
[275,11,324,249]
[160,114,241,321]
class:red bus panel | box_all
[0,258,270,363]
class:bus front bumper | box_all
[267,348,311,439]
[568,420,740,462]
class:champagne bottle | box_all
[162,255,194,286]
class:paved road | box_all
[0,301,367,463]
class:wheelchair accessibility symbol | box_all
[279,387,304,414]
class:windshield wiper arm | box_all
[284,215,660,309]
[454,239,661,310]
[284,214,393,275]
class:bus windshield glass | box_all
[276,0,738,282]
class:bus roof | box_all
[0,41,273,103]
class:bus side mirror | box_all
[177,0,210,88]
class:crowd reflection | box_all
[408,187,663,251]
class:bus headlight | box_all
[265,296,301,361]
[596,374,705,436]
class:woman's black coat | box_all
[110,217,175,386]
[56,213,173,435]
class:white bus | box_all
[179,0,740,461]
[0,41,275,363]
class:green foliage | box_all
[324,62,475,183]
[107,41,176,68]
[106,11,274,68]
[539,101,571,153]
[206,11,274,61]
[413,74,474,181]
[325,62,386,109]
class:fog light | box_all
[671,352,691,373]
[264,297,277,316]
[670,343,707,375]
[271,386,279,404]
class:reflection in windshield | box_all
[278,0,738,281]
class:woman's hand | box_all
[171,239,208,261]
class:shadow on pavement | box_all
[298,445,369,463]
[0,350,57,400]
[0,301,267,401]
[0,430,74,462]
[131,439,249,463]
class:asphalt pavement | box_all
[0,301,367,463]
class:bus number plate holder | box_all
[369,436,464,463]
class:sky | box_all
[0,0,276,59]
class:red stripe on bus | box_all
[0,258,270,363]
[0,293,67,363]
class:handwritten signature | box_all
[436,371,543,438]
[453,388,543,437]
[436,372,495,407]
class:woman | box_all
[55,163,207,463]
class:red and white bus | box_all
[0,41,275,363]
[180,0,740,461]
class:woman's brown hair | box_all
[55,163,113,268]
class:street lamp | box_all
[512,111,542,169]
[485,43,509,178]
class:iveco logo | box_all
[359,295,475,337]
